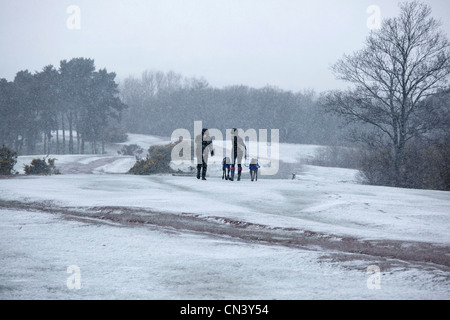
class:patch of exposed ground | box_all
[1,199,449,276]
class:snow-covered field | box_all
[1,134,449,300]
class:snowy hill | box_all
[13,133,171,175]
[1,134,449,299]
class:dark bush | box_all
[128,142,177,175]
[358,139,450,191]
[358,147,396,187]
[24,157,60,175]
[0,145,18,175]
[401,139,450,190]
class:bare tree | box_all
[322,1,450,185]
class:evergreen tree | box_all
[35,65,59,154]
[59,58,96,154]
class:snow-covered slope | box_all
[3,167,449,245]
[1,134,449,300]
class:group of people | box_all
[195,128,247,181]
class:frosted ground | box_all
[0,134,449,299]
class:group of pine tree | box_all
[0,58,127,155]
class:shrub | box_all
[24,157,60,175]
[401,139,450,191]
[128,142,177,175]
[358,147,395,187]
[0,145,18,175]
[358,139,450,191]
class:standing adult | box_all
[195,128,214,180]
[229,128,246,181]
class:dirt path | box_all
[1,199,449,275]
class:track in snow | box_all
[1,199,449,275]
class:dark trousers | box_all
[231,154,242,180]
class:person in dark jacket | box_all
[229,128,246,181]
[195,128,214,180]
[249,158,260,181]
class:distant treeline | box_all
[120,70,351,145]
[0,58,126,155]
[1,63,352,157]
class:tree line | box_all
[0,58,126,155]
[120,70,349,146]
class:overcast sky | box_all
[1,0,449,92]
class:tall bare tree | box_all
[322,1,450,185]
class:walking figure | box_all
[195,128,214,180]
[229,128,246,181]
[249,158,260,181]
[222,157,231,180]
